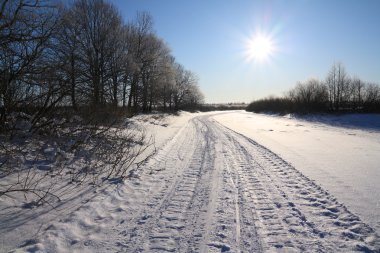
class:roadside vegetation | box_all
[199,103,247,112]
[247,63,380,114]
[0,0,203,205]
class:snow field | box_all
[4,111,380,252]
[213,111,380,235]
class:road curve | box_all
[120,114,380,252]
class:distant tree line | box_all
[200,103,247,112]
[0,0,204,132]
[247,63,380,114]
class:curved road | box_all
[120,114,380,252]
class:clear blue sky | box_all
[110,0,380,103]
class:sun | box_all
[245,32,276,63]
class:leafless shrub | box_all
[247,63,380,114]
[0,112,153,206]
[246,96,293,114]
[0,0,200,207]
[287,78,329,113]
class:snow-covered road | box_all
[122,114,379,252]
[10,112,380,252]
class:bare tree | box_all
[0,0,58,130]
[0,0,204,207]
[325,62,351,111]
[157,55,176,111]
[126,12,154,112]
[363,83,380,112]
[54,5,82,110]
[65,0,123,108]
[325,63,337,111]
[172,63,199,110]
[351,77,365,110]
[287,78,328,112]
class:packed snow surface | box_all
[213,111,380,236]
[2,111,380,252]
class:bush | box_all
[287,78,329,113]
[246,64,380,115]
[246,97,293,114]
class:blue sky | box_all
[110,0,380,103]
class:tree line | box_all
[0,0,204,204]
[247,63,380,114]
[0,0,204,132]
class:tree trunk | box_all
[112,74,118,107]
[70,54,77,110]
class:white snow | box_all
[1,111,380,252]
[213,111,380,235]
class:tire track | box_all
[15,113,380,253]
[122,118,228,252]
[211,117,380,252]
[120,114,379,253]
[121,120,201,252]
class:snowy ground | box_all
[213,111,380,236]
[2,111,380,252]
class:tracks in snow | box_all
[119,115,380,252]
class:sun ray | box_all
[244,31,277,64]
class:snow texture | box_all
[2,111,380,252]
[214,111,380,236]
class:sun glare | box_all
[245,32,276,63]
